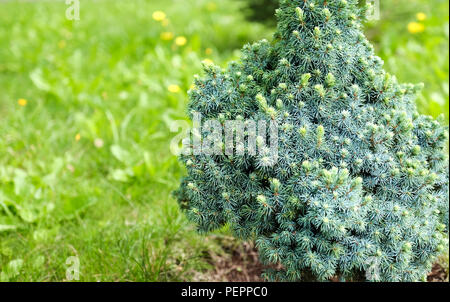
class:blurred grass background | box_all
[0,0,448,281]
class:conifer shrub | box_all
[175,0,449,281]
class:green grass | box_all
[0,0,448,281]
[0,0,268,281]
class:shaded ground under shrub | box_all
[198,237,449,282]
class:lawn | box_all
[0,0,270,281]
[0,0,448,281]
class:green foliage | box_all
[243,0,450,123]
[177,0,449,281]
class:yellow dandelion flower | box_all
[152,11,166,22]
[408,22,425,34]
[205,48,213,55]
[175,36,187,46]
[160,32,174,41]
[75,134,81,141]
[18,98,27,106]
[416,12,427,21]
[168,84,181,93]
